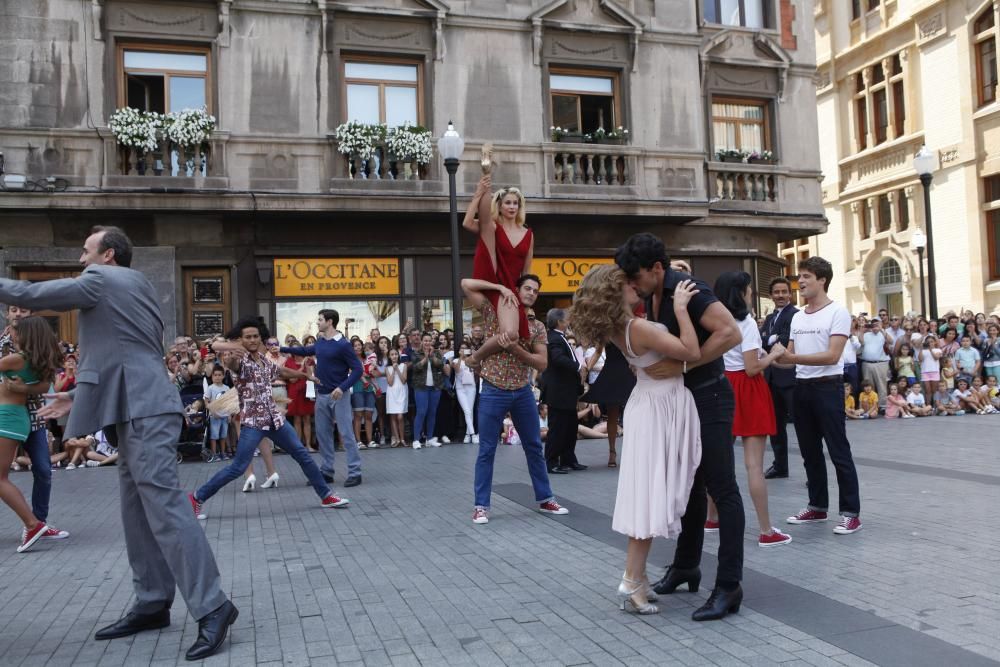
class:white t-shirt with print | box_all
[789,301,851,379]
[723,315,763,372]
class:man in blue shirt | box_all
[281,310,363,487]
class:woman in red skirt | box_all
[712,272,791,548]
[284,353,316,452]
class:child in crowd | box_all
[984,375,1000,410]
[502,413,520,446]
[952,378,994,414]
[971,376,1000,413]
[954,334,982,381]
[844,382,866,420]
[894,343,917,388]
[859,381,879,418]
[941,357,956,390]
[884,383,915,419]
[919,334,942,398]
[205,366,230,462]
[538,403,549,442]
[905,383,933,417]
[933,381,964,416]
[385,348,408,447]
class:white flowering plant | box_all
[607,125,629,140]
[386,123,433,164]
[550,125,566,141]
[164,108,216,148]
[109,107,161,154]
[335,121,386,159]
[748,149,775,162]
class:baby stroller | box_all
[177,385,209,462]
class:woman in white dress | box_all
[571,264,702,615]
[385,348,409,447]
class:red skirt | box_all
[285,379,314,417]
[724,370,776,437]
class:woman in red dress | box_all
[284,353,316,452]
[462,169,534,366]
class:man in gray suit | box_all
[0,226,237,662]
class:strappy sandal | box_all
[608,451,618,468]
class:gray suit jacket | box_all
[0,264,183,437]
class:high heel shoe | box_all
[652,565,701,595]
[260,473,279,489]
[617,576,659,615]
[692,585,742,621]
[242,475,256,493]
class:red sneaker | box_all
[833,516,862,535]
[538,500,569,515]
[758,528,792,547]
[704,520,720,532]
[17,522,48,553]
[40,526,69,540]
[472,508,489,524]
[321,494,349,508]
[189,493,206,520]
[786,509,828,524]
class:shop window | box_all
[275,300,401,343]
[897,189,909,230]
[703,0,771,29]
[343,59,421,126]
[549,69,619,135]
[855,96,868,150]
[183,268,230,340]
[420,299,476,338]
[876,194,891,233]
[119,45,210,113]
[975,8,998,108]
[711,98,770,154]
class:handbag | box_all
[305,380,316,400]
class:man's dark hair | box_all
[318,309,339,328]
[516,273,542,289]
[91,225,133,267]
[546,308,566,330]
[226,316,269,341]
[768,276,791,294]
[615,233,670,278]
[713,271,752,322]
[798,256,834,292]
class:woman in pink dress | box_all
[571,264,702,616]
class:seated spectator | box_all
[884,383,914,419]
[983,375,1000,409]
[972,376,1000,413]
[905,383,933,417]
[502,413,519,446]
[844,383,866,420]
[933,381,963,416]
[858,381,879,418]
[953,378,995,414]
[87,429,119,466]
[54,355,77,392]
[941,357,957,390]
[56,434,93,469]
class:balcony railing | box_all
[709,162,778,203]
[342,146,428,181]
[103,133,229,189]
[550,143,633,186]
[118,142,210,178]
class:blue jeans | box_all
[196,422,330,502]
[413,387,441,442]
[23,428,51,522]
[314,392,360,478]
[474,382,553,510]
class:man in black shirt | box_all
[615,233,745,622]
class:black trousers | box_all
[545,407,578,468]
[793,381,861,516]
[670,378,744,585]
[768,382,794,473]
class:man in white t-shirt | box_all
[777,256,862,536]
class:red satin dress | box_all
[472,225,533,340]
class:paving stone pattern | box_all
[0,416,997,666]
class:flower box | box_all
[720,155,746,163]
[748,157,775,165]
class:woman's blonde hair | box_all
[569,264,632,347]
[491,187,526,226]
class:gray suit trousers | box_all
[117,415,226,620]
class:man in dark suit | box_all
[541,308,586,474]
[761,277,798,479]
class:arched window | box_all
[876,258,903,317]
[975,7,998,107]
[877,259,901,286]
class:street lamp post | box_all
[913,145,938,319]
[911,228,927,317]
[439,122,466,348]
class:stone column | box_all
[882,57,896,141]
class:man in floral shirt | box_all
[190,316,349,518]
[460,275,569,525]
[0,304,69,540]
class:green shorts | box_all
[0,404,30,443]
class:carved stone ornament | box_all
[330,0,448,60]
[218,0,232,47]
[529,0,644,71]
[917,10,945,43]
[92,0,104,40]
[108,1,219,36]
[700,30,792,101]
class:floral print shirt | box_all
[236,352,285,430]
[478,301,547,391]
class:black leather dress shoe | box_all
[547,466,569,474]
[568,463,588,471]
[651,566,701,595]
[344,476,362,488]
[185,600,238,661]
[95,608,170,640]
[764,466,788,479]
[323,474,334,483]
[692,585,742,621]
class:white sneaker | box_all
[463,434,472,444]
[902,413,915,419]
[368,441,378,449]
[412,441,422,449]
[85,460,101,467]
[427,438,441,447]
[441,436,450,444]
[472,434,479,444]
[358,442,368,449]
[65,463,76,470]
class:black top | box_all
[644,269,723,389]
[580,342,635,406]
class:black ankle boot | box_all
[651,565,701,595]
[692,585,742,621]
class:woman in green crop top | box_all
[0,316,62,553]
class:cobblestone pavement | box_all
[1,415,998,666]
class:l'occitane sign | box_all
[273,258,400,297]
[535,257,614,293]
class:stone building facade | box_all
[1,0,823,342]
[798,0,1000,317]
